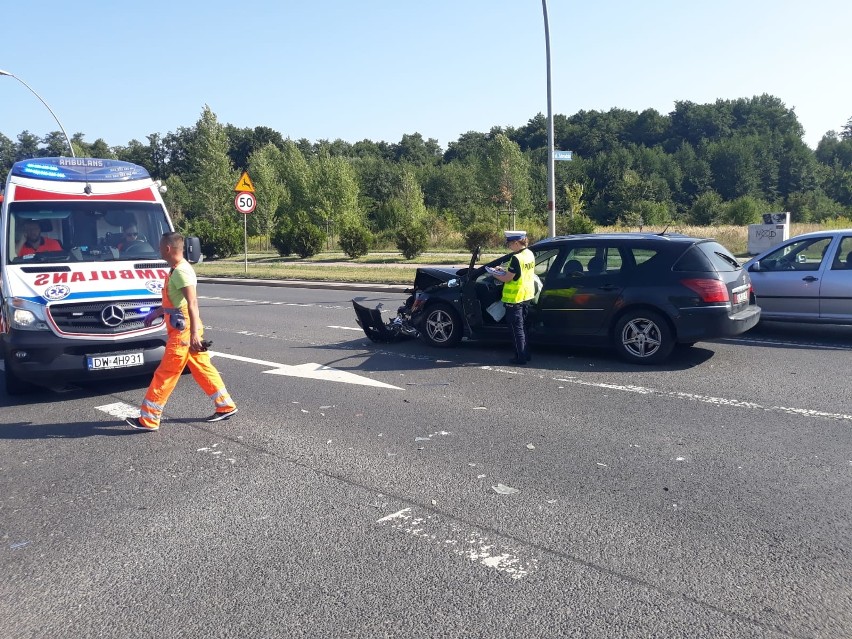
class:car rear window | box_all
[673,242,741,273]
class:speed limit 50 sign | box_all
[234,192,256,214]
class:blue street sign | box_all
[554,150,573,161]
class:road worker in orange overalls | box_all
[126,232,237,431]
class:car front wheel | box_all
[613,310,674,364]
[422,303,462,347]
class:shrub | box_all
[372,228,398,251]
[723,196,765,225]
[271,213,326,258]
[396,223,429,259]
[270,218,294,256]
[187,216,242,259]
[688,191,725,225]
[338,224,372,259]
[464,222,500,252]
[556,213,597,235]
[292,222,326,258]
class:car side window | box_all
[622,247,659,274]
[533,248,561,279]
[830,237,852,270]
[550,244,623,285]
[631,249,657,266]
[757,238,832,272]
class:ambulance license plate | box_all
[87,352,144,370]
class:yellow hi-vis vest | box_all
[501,248,536,303]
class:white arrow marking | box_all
[95,402,139,418]
[208,351,403,390]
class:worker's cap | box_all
[504,230,527,242]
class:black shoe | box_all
[206,407,238,422]
[125,416,159,431]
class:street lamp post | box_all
[0,69,75,158]
[541,0,556,237]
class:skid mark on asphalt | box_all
[376,507,537,580]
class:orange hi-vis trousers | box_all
[138,280,236,429]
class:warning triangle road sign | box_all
[234,171,255,193]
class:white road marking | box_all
[376,507,536,580]
[95,402,139,419]
[208,351,403,390]
[545,374,852,422]
[201,295,346,310]
[723,336,852,351]
[328,325,363,331]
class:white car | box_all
[743,230,852,323]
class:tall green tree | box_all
[709,137,760,200]
[394,132,442,165]
[482,134,532,227]
[310,151,363,243]
[247,143,289,245]
[277,139,312,214]
[226,125,286,171]
[15,131,40,161]
[0,133,15,175]
[185,106,237,226]
[420,160,482,215]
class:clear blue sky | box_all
[1,1,849,152]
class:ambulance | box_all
[1,157,199,395]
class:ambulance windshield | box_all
[7,202,171,264]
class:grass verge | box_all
[194,261,420,284]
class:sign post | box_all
[234,172,256,273]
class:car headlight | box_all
[9,299,50,331]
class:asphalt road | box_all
[1,283,851,639]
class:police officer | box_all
[492,230,535,365]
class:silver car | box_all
[743,230,852,323]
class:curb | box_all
[197,277,409,294]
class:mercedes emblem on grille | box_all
[101,305,125,327]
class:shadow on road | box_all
[0,374,150,409]
[307,335,717,375]
[0,420,138,439]
[726,322,852,351]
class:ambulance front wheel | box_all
[4,356,35,395]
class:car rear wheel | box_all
[613,310,674,364]
[422,302,462,347]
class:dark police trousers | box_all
[504,301,530,362]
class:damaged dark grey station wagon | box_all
[353,233,761,364]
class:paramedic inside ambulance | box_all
[16,220,62,257]
[117,223,141,251]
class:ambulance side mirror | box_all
[184,236,203,264]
